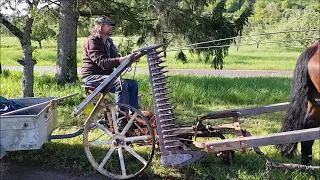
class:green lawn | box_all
[0,36,304,70]
[1,71,319,179]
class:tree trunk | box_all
[38,41,42,48]
[56,0,78,84]
[21,17,36,97]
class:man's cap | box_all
[94,16,116,26]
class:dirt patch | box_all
[0,161,107,180]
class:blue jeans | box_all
[82,75,139,110]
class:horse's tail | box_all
[277,45,318,156]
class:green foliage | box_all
[245,7,319,47]
[146,0,253,69]
[175,50,187,63]
[281,0,292,9]
[226,0,240,12]
[77,16,91,37]
[117,37,135,56]
[31,22,56,48]
[253,0,281,23]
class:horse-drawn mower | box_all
[72,43,319,179]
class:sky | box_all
[0,1,56,16]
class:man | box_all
[82,15,139,110]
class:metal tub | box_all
[0,97,58,154]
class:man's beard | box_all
[101,29,112,37]
[107,30,113,35]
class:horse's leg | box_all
[301,140,314,165]
[301,103,320,165]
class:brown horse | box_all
[277,40,320,165]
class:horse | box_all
[277,40,320,165]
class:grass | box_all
[1,70,319,179]
[0,36,304,70]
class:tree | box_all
[143,0,253,69]
[55,0,78,84]
[0,0,40,97]
[31,9,57,48]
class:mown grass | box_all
[0,70,319,179]
[1,36,303,70]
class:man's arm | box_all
[86,38,121,70]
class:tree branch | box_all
[0,13,23,40]
[40,0,60,9]
[27,0,32,7]
[78,10,113,17]
[78,10,157,22]
[48,0,60,6]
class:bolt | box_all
[112,140,118,146]
[240,142,247,147]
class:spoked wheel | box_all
[83,103,155,180]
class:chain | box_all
[257,151,272,180]
[257,150,318,180]
[262,160,272,180]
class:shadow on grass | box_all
[3,141,157,180]
[178,151,320,180]
[3,141,319,180]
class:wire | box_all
[166,37,320,52]
[166,29,320,52]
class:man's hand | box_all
[119,54,131,63]
[119,53,145,63]
[133,51,147,61]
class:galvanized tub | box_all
[0,97,58,158]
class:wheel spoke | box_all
[118,147,127,176]
[125,135,152,142]
[120,112,138,136]
[84,103,155,180]
[123,145,147,165]
[93,121,113,137]
[110,106,119,134]
[99,146,116,170]
[88,140,112,147]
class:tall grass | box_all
[1,36,304,70]
[1,71,319,179]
